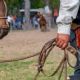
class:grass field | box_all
[0,29,75,80]
[0,56,74,80]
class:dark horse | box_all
[0,0,9,39]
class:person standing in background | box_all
[44,5,52,28]
[53,8,58,24]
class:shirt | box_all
[44,5,51,14]
[57,0,80,35]
[53,9,58,17]
[7,16,12,23]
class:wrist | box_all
[57,24,71,35]
[57,33,70,42]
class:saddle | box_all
[0,0,10,39]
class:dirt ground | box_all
[0,28,57,60]
[0,28,75,80]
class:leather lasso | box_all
[34,38,77,80]
[0,38,77,80]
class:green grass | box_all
[0,59,74,80]
[0,50,75,80]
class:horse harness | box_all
[0,0,9,39]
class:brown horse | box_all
[0,0,9,39]
[37,12,47,32]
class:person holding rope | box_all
[56,0,80,80]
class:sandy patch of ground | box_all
[0,29,58,59]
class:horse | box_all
[0,0,9,39]
[37,12,47,32]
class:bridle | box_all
[0,0,10,39]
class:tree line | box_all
[6,0,59,15]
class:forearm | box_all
[57,0,79,35]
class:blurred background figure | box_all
[10,15,23,30]
[11,15,17,30]
[37,12,47,32]
[53,8,58,25]
[32,14,39,29]
[15,16,23,30]
[7,15,13,29]
[44,5,52,28]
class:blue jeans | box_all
[70,49,80,80]
[70,30,80,80]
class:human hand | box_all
[56,33,70,49]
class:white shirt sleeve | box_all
[57,0,79,35]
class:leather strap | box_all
[0,17,7,19]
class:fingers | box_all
[56,39,63,47]
[56,34,69,49]
[61,42,67,49]
[56,39,67,49]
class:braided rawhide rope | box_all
[34,38,77,80]
[0,38,77,80]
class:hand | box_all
[56,33,70,49]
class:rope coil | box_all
[0,38,78,80]
[34,38,77,80]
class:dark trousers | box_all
[70,30,80,80]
